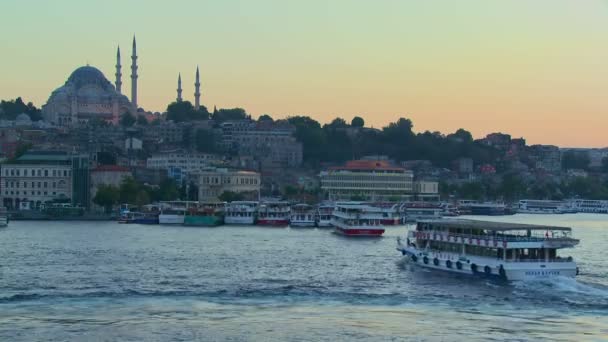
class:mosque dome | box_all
[42,65,133,126]
[66,66,113,91]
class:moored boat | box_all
[118,211,159,224]
[183,202,225,227]
[159,201,192,225]
[316,203,334,228]
[400,202,443,223]
[257,201,290,226]
[517,200,568,214]
[369,202,401,225]
[225,201,258,225]
[331,202,386,237]
[0,206,9,227]
[396,219,579,281]
[290,203,316,227]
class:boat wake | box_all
[512,276,608,311]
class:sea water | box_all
[0,214,607,341]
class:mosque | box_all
[42,36,202,127]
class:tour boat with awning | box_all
[396,219,579,281]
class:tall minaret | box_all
[176,73,183,102]
[115,46,122,93]
[194,66,201,111]
[131,35,138,109]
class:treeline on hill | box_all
[0,97,43,121]
[286,116,499,168]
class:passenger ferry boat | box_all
[118,211,159,224]
[396,219,579,281]
[368,202,401,225]
[568,199,608,214]
[458,201,511,216]
[290,203,316,227]
[0,206,9,227]
[400,202,443,223]
[225,201,258,225]
[331,202,386,237]
[517,200,568,214]
[158,201,193,225]
[316,203,334,228]
[257,201,290,226]
[184,202,225,227]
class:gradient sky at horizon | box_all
[1,0,607,147]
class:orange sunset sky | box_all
[1,0,607,147]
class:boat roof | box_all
[418,219,572,232]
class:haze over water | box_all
[0,214,607,341]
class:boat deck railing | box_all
[504,257,574,263]
[411,231,577,244]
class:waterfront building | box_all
[197,168,260,201]
[320,159,414,201]
[414,180,440,201]
[0,151,89,210]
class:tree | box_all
[119,177,140,204]
[135,190,151,207]
[212,108,248,122]
[120,112,136,127]
[327,117,348,128]
[351,116,365,128]
[136,114,149,125]
[218,191,245,202]
[258,114,274,122]
[93,185,120,213]
[166,101,209,122]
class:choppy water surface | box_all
[1,214,607,341]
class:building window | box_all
[24,169,28,176]
[37,170,41,176]
[44,170,48,177]
[44,182,48,188]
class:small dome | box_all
[16,113,31,121]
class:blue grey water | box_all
[0,214,607,341]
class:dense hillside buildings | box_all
[0,151,89,210]
[146,151,224,183]
[220,120,303,169]
[197,168,261,201]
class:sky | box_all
[1,0,607,147]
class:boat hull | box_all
[380,218,401,225]
[224,216,256,225]
[0,216,8,227]
[396,244,577,281]
[334,226,385,237]
[183,215,223,227]
[159,214,184,225]
[290,220,316,228]
[257,219,289,227]
[316,220,332,228]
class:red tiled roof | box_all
[92,165,131,172]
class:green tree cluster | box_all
[0,97,43,121]
[212,108,248,122]
[166,101,209,122]
[562,151,590,170]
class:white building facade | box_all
[197,169,260,201]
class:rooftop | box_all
[418,219,572,232]
[329,160,407,172]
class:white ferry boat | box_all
[258,201,291,227]
[225,201,258,225]
[159,201,192,225]
[517,200,567,214]
[397,219,579,281]
[568,199,608,214]
[400,202,443,223]
[316,203,334,228]
[0,207,8,227]
[290,204,316,227]
[331,202,385,237]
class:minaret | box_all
[194,66,201,111]
[176,73,183,102]
[115,46,122,93]
[131,35,138,109]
